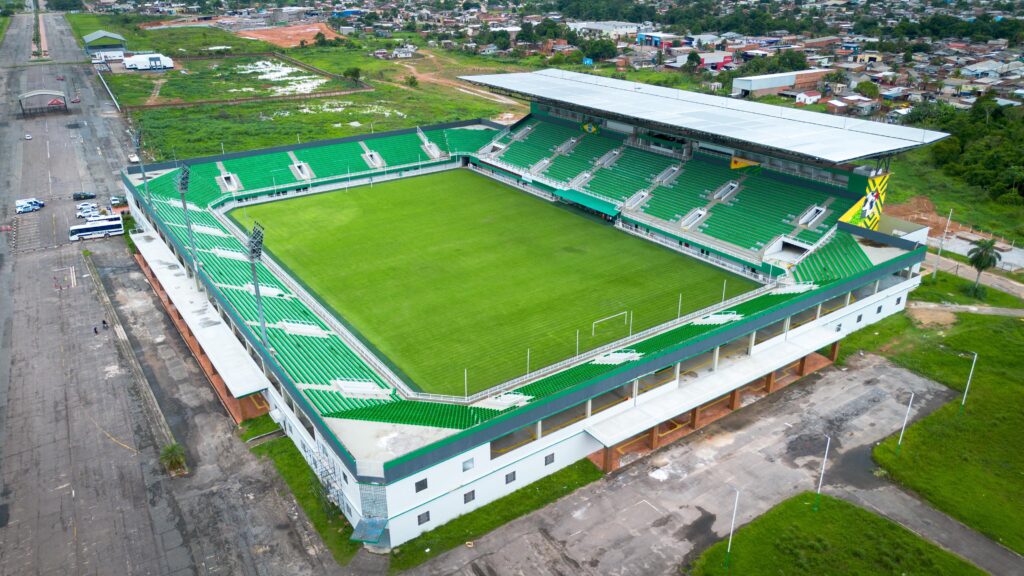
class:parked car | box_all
[24,134,32,140]
[127,153,140,163]
[56,75,65,81]
[72,191,96,200]
[76,202,98,210]
[110,196,127,207]
[15,203,38,214]
[76,208,99,219]
[17,197,44,208]
[70,97,81,104]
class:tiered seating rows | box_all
[292,141,370,179]
[424,127,498,154]
[368,132,429,167]
[303,388,392,415]
[221,287,326,327]
[543,134,620,183]
[267,327,385,387]
[585,148,679,202]
[319,400,505,429]
[644,157,737,221]
[223,152,299,192]
[500,121,580,169]
[700,173,835,250]
[793,231,874,284]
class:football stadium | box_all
[122,69,946,548]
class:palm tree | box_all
[967,238,1001,296]
[159,443,186,474]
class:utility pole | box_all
[932,208,953,281]
[248,222,270,350]
[177,164,199,277]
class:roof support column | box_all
[712,346,720,371]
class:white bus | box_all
[69,214,124,241]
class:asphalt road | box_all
[0,12,343,576]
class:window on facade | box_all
[415,478,428,493]
[544,453,555,466]
[464,490,475,504]
[417,511,430,525]
[342,472,348,484]
[856,314,863,323]
[505,471,516,484]
[835,324,842,332]
[877,305,883,313]
[462,458,474,472]
[896,297,902,305]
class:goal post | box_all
[592,310,629,336]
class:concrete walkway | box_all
[834,485,1024,576]
[924,254,1024,299]
[908,300,1024,318]
[409,355,995,576]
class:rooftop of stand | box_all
[461,69,948,164]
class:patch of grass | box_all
[688,492,984,575]
[0,16,11,46]
[132,81,504,160]
[388,458,603,573]
[754,94,829,113]
[834,312,914,365]
[913,270,1024,308]
[251,436,362,564]
[888,149,1024,244]
[872,313,1024,554]
[66,13,272,55]
[107,57,358,107]
[238,414,279,441]
[231,170,755,394]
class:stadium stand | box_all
[500,121,580,170]
[542,133,621,183]
[792,231,874,284]
[324,400,507,429]
[584,147,679,201]
[424,127,499,154]
[303,388,392,414]
[642,155,737,221]
[367,132,431,167]
[223,152,299,191]
[293,141,372,180]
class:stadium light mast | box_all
[248,222,271,349]
[131,128,152,204]
[177,164,199,277]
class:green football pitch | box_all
[231,170,756,395]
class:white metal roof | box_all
[461,69,948,163]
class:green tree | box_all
[159,443,186,474]
[405,74,419,88]
[687,50,702,71]
[343,67,362,82]
[855,80,880,98]
[930,136,961,166]
[967,238,1002,295]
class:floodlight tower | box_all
[177,164,199,276]
[248,222,270,349]
[130,128,152,203]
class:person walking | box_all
[93,326,98,335]
[102,319,108,330]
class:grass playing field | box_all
[231,170,755,395]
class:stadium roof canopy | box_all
[82,30,126,44]
[462,69,948,164]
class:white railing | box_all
[787,225,838,269]
[619,210,765,272]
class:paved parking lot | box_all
[410,355,959,576]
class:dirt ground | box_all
[236,23,344,48]
[906,305,957,328]
[887,196,1014,248]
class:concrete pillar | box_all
[873,279,881,294]
[690,406,700,429]
[799,355,809,376]
[829,340,841,362]
[747,331,756,355]
[765,370,778,393]
[783,316,791,338]
[815,303,823,319]
[674,362,681,385]
[585,398,592,418]
[601,447,615,473]
[729,388,741,410]
[844,292,852,306]
[712,346,720,371]
[648,425,660,450]
[535,421,542,440]
[631,379,639,398]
